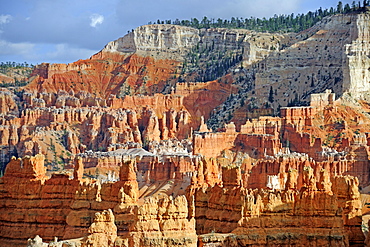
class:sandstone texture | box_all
[193,168,363,246]
[0,155,197,247]
[1,9,370,247]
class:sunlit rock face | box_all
[1,10,370,247]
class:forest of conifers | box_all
[150,1,369,33]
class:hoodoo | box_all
[1,4,370,247]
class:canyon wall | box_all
[0,155,197,247]
[246,12,370,111]
[101,24,200,60]
[0,90,196,170]
[191,166,364,246]
[343,12,370,96]
[0,153,365,247]
[192,90,370,188]
[1,10,370,247]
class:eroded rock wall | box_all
[191,166,364,246]
[0,156,197,247]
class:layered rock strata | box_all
[193,90,370,187]
[190,166,364,246]
[0,155,197,247]
[1,10,370,247]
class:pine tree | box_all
[268,86,274,102]
[337,1,343,13]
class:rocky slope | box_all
[1,9,370,247]
[208,11,370,129]
[0,153,364,246]
[24,11,370,130]
[191,166,363,246]
[1,156,197,247]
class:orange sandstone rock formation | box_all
[26,53,180,98]
[82,209,117,247]
[0,155,197,247]
[193,166,364,246]
[2,11,370,247]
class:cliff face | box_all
[0,90,196,170]
[343,12,370,95]
[21,11,370,107]
[0,153,364,247]
[267,12,370,101]
[24,25,199,98]
[24,12,370,126]
[206,12,370,129]
[2,10,370,247]
[26,54,180,98]
[0,156,197,247]
[191,166,363,246]
[193,89,370,187]
[100,24,200,60]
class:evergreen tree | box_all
[162,1,357,33]
[344,3,351,12]
[268,86,274,103]
[337,1,343,13]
